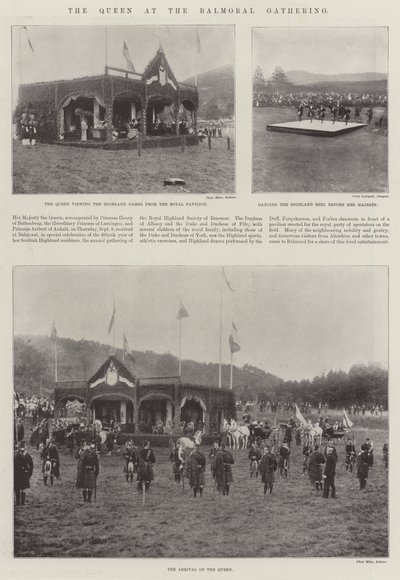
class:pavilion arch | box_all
[180,394,208,430]
[58,93,106,140]
[112,89,143,130]
[145,94,178,136]
[89,393,134,426]
[138,392,175,432]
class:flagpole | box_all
[178,317,182,377]
[229,351,233,390]
[113,301,116,350]
[122,331,125,363]
[19,26,23,86]
[218,269,223,389]
[105,27,108,71]
[54,335,58,383]
[194,29,198,87]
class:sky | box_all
[253,27,388,78]
[12,25,234,87]
[14,266,388,382]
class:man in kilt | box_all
[307,444,325,491]
[137,441,156,492]
[214,443,234,496]
[76,441,99,503]
[186,444,206,498]
[208,441,220,482]
[170,441,185,484]
[278,443,290,479]
[248,441,262,478]
[14,441,33,506]
[123,439,138,484]
[383,438,388,471]
[41,438,60,486]
[302,442,312,475]
[345,437,357,473]
[323,446,337,499]
[259,445,278,495]
[357,444,371,490]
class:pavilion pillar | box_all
[173,383,181,433]
[133,386,139,432]
[105,103,113,143]
[175,101,180,135]
[120,400,127,424]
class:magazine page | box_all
[0,0,399,579]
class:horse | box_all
[222,419,250,450]
[176,430,202,451]
[304,423,323,446]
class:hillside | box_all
[184,64,234,120]
[286,70,387,85]
[13,334,282,399]
[14,335,387,406]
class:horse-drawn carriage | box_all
[323,425,348,443]
[248,423,272,446]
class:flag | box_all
[229,322,240,353]
[176,300,189,320]
[51,321,57,342]
[23,27,35,54]
[196,28,202,54]
[108,302,116,334]
[123,40,135,72]
[343,408,354,429]
[295,404,307,427]
[222,267,234,292]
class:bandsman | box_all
[308,444,325,491]
[259,445,278,495]
[357,444,371,490]
[278,443,290,479]
[170,441,184,484]
[248,441,261,478]
[214,443,234,496]
[323,446,337,499]
[41,439,60,486]
[186,444,206,498]
[14,442,33,506]
[123,439,138,484]
[345,437,356,473]
[137,441,156,492]
[76,441,99,503]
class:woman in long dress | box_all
[80,119,88,141]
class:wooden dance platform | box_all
[266,120,366,137]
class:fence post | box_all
[208,134,212,150]
[227,137,230,151]
[138,133,142,157]
[181,135,186,152]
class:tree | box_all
[268,66,293,93]
[253,66,266,92]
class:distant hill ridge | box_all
[14,335,387,407]
[13,334,282,398]
[286,70,387,85]
[184,64,234,119]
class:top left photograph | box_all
[12,25,235,194]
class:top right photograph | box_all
[252,27,388,193]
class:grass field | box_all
[12,137,235,194]
[253,107,388,193]
[14,413,388,558]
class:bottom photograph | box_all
[13,265,388,558]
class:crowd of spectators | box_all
[253,89,387,109]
